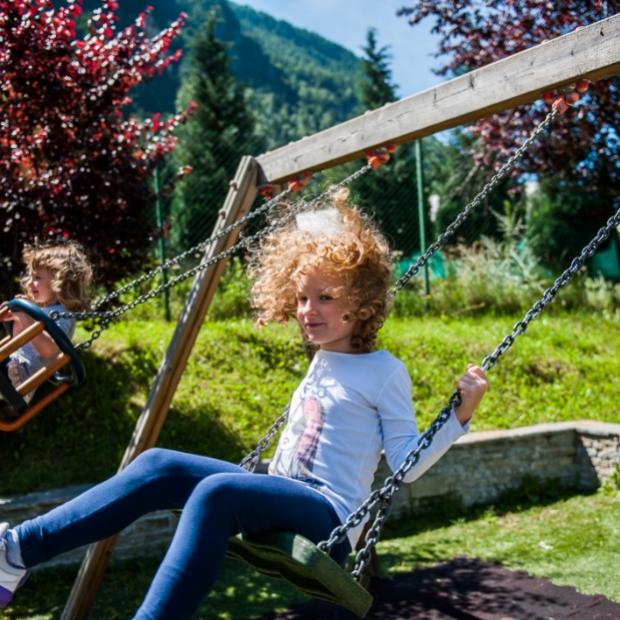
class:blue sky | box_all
[235,0,443,98]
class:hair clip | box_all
[295,208,344,235]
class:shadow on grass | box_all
[1,348,248,497]
[3,557,307,620]
[380,474,596,543]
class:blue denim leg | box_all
[16,448,243,566]
[134,471,349,620]
[15,448,349,620]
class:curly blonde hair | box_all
[249,189,392,352]
[21,241,93,311]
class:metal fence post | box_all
[153,166,171,321]
[415,140,430,297]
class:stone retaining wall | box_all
[379,420,620,519]
[1,420,618,569]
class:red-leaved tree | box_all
[0,0,193,295]
[398,1,619,267]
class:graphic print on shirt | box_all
[296,396,326,477]
[269,359,328,483]
[270,395,325,481]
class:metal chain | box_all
[320,206,620,579]
[391,106,559,295]
[481,207,620,372]
[91,187,293,311]
[56,163,374,351]
[238,406,290,472]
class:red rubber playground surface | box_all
[261,557,620,620]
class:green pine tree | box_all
[427,129,511,245]
[353,28,422,257]
[171,7,260,251]
[359,28,396,109]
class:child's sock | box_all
[0,523,29,608]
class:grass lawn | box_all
[1,311,618,619]
[3,491,619,619]
[2,312,619,495]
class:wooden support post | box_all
[60,156,259,620]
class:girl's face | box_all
[295,268,357,353]
[27,267,57,306]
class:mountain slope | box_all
[83,0,363,149]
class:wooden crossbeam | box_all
[256,13,620,183]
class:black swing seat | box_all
[0,298,85,431]
[226,531,373,618]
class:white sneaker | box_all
[0,523,28,608]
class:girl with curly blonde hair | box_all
[249,188,487,544]
[250,188,391,353]
[0,194,488,620]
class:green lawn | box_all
[379,490,620,601]
[2,312,618,495]
[4,491,619,619]
[1,311,618,619]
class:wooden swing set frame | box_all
[59,14,620,619]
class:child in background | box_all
[0,241,92,412]
[0,191,487,618]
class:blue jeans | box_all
[16,448,351,619]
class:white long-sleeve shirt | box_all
[269,349,468,548]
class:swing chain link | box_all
[76,317,113,350]
[238,406,290,472]
[482,207,620,372]
[90,187,293,311]
[55,163,375,351]
[392,106,559,295]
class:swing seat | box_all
[0,298,85,432]
[227,531,373,618]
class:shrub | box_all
[392,205,620,318]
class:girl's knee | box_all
[190,474,244,506]
[129,447,180,477]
